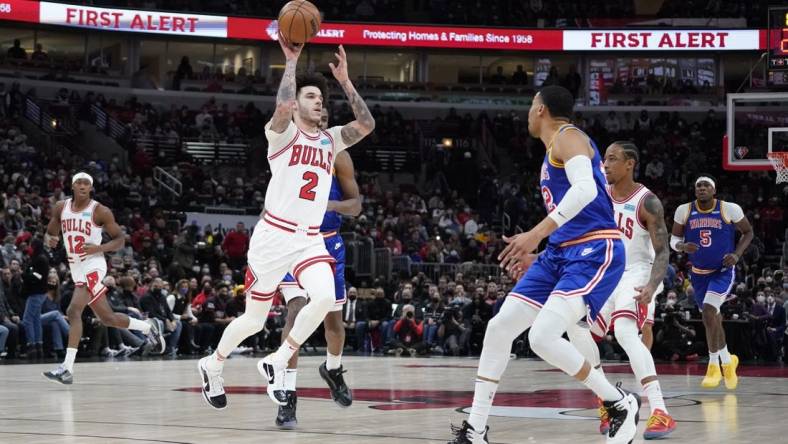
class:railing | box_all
[134,134,181,163]
[91,104,128,141]
[373,248,392,281]
[183,139,249,164]
[24,97,77,135]
[391,255,502,283]
[153,167,182,197]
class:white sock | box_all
[63,348,77,373]
[596,364,605,377]
[326,352,342,370]
[127,317,151,334]
[271,341,299,365]
[718,346,732,365]
[285,369,297,391]
[708,350,720,366]
[582,368,622,402]
[204,351,226,372]
[643,380,667,414]
[468,378,498,432]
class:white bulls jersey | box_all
[263,120,348,230]
[609,184,655,270]
[60,198,103,264]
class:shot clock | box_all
[768,7,788,71]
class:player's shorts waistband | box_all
[322,231,338,238]
[558,229,621,248]
[261,210,322,236]
[691,266,719,275]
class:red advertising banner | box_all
[0,1,770,52]
[227,17,564,51]
[0,0,41,24]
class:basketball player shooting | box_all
[449,86,639,444]
[566,142,676,439]
[671,175,753,390]
[43,172,164,385]
[197,36,374,410]
[274,107,362,428]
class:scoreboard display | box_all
[769,7,788,71]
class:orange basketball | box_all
[278,1,322,44]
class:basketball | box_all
[278,0,322,44]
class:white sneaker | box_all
[604,387,641,444]
[257,355,288,406]
[198,356,227,410]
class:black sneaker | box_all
[604,385,642,444]
[198,356,227,410]
[318,361,352,407]
[275,391,298,429]
[448,420,489,444]
[43,365,73,385]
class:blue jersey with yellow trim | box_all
[539,124,617,245]
[684,199,736,270]
[320,175,343,232]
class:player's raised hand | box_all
[278,32,303,61]
[329,45,349,83]
[499,231,540,273]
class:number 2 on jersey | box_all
[67,235,85,254]
[299,171,319,201]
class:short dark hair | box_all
[537,85,574,120]
[612,141,640,166]
[296,71,328,101]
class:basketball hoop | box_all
[767,152,788,183]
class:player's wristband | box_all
[669,235,683,251]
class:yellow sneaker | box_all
[701,363,722,388]
[721,354,739,390]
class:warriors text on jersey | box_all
[540,124,618,245]
[609,184,655,270]
[674,199,743,272]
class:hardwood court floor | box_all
[1,355,786,443]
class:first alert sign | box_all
[563,30,760,51]
[39,1,227,37]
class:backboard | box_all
[724,92,788,170]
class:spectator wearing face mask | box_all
[765,293,786,362]
[342,287,365,351]
[422,285,444,350]
[169,278,200,354]
[390,304,425,357]
[40,272,69,359]
[749,291,772,360]
[140,277,182,356]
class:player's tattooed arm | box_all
[635,193,669,304]
[270,35,302,133]
[329,45,375,147]
[270,58,298,133]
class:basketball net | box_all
[767,152,788,183]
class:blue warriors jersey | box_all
[320,175,342,232]
[684,199,736,271]
[540,124,617,245]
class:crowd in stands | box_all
[1,87,787,364]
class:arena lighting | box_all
[441,138,453,148]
